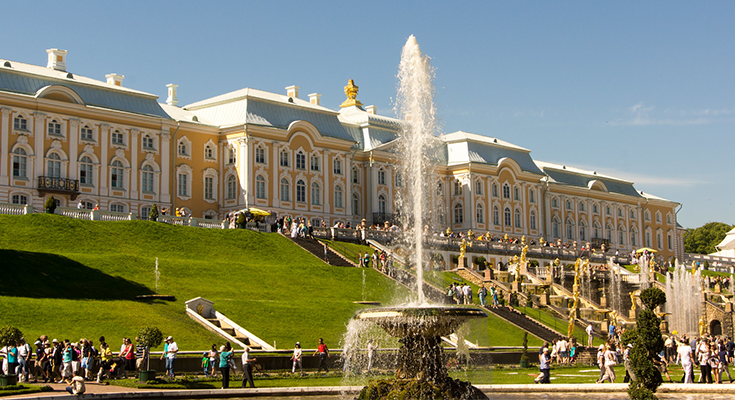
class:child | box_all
[66,369,85,395]
[201,352,210,377]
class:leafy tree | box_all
[44,196,57,214]
[684,222,733,255]
[621,287,666,400]
[149,204,159,222]
[137,326,163,371]
[0,326,23,376]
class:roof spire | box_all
[340,79,363,108]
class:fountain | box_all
[664,260,702,335]
[348,36,488,400]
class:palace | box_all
[0,49,683,260]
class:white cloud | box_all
[611,102,733,126]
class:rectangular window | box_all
[111,168,123,188]
[205,177,214,200]
[13,117,27,131]
[256,178,266,199]
[378,170,385,185]
[80,164,93,185]
[178,174,188,196]
[333,159,342,175]
[48,121,61,136]
[112,131,124,145]
[141,206,151,221]
[256,147,266,164]
[81,126,94,141]
[296,153,306,170]
[110,204,125,213]
[310,155,320,171]
[13,155,26,178]
[280,151,289,167]
[514,188,520,201]
[142,136,154,149]
[11,194,28,205]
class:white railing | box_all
[97,211,135,221]
[0,203,32,215]
[55,207,93,220]
[195,218,225,229]
[160,215,188,225]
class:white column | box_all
[272,142,279,208]
[370,164,379,217]
[0,108,11,185]
[238,137,249,208]
[218,141,225,207]
[99,124,110,197]
[345,155,353,218]
[33,113,46,180]
[130,129,139,199]
[160,131,171,203]
[68,119,80,180]
[323,149,330,212]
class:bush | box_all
[149,204,159,222]
[137,326,163,371]
[0,326,23,349]
[44,196,56,214]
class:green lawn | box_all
[0,214,408,351]
[513,306,604,346]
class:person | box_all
[598,343,617,383]
[557,337,568,365]
[121,338,135,378]
[135,337,147,376]
[313,338,329,374]
[538,347,551,383]
[478,285,488,307]
[534,342,549,383]
[201,352,210,377]
[65,369,85,395]
[697,338,713,383]
[34,340,49,383]
[219,345,232,389]
[16,337,30,383]
[208,344,218,377]
[586,324,594,347]
[50,339,63,382]
[623,344,636,383]
[161,336,178,380]
[654,351,672,383]
[291,342,303,376]
[367,340,378,372]
[241,346,256,388]
[61,340,73,383]
[6,343,18,381]
[676,339,694,384]
[323,243,330,264]
[96,342,113,383]
[595,344,606,382]
[718,340,733,383]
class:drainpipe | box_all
[170,122,181,213]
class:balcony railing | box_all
[37,176,80,194]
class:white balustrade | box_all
[55,207,93,220]
[0,202,31,215]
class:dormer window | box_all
[13,116,27,131]
[112,130,124,145]
[81,125,94,141]
[48,120,61,136]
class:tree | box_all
[621,287,666,400]
[44,196,57,214]
[0,326,23,376]
[149,204,159,222]
[684,222,733,255]
[137,326,163,371]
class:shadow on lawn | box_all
[0,249,153,300]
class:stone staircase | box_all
[206,318,259,348]
[288,235,356,267]
[482,304,560,343]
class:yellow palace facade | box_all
[0,49,683,260]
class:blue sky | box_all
[3,1,733,229]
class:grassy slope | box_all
[0,214,407,351]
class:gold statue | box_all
[521,235,526,245]
[504,233,509,242]
[692,260,698,276]
[567,315,575,339]
[629,292,636,311]
[699,316,705,337]
[446,227,453,236]
[467,229,474,239]
[520,244,529,264]
[512,254,519,265]
[572,290,580,311]
[540,237,545,246]
[553,258,561,267]
[459,238,472,259]
[340,79,363,108]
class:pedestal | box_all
[660,320,669,334]
[601,320,609,336]
[546,271,553,284]
[726,302,734,313]
[715,284,722,294]
[484,268,494,281]
[540,290,550,306]
[512,281,522,293]
[599,296,607,308]
[458,256,465,269]
[629,309,637,320]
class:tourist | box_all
[161,336,178,380]
[491,285,499,307]
[623,344,636,383]
[291,342,303,375]
[208,344,218,377]
[313,338,329,374]
[534,342,549,383]
[65,369,86,395]
[121,338,135,378]
[676,339,693,383]
[96,342,113,383]
[557,337,568,365]
[595,344,606,382]
[34,340,48,383]
[538,347,551,383]
[586,324,594,347]
[697,338,713,383]
[323,242,330,264]
[5,342,18,380]
[597,343,617,383]
[717,339,733,383]
[218,345,232,389]
[16,337,30,382]
[654,351,672,383]
[727,337,735,365]
[241,346,256,387]
[456,283,464,304]
[135,337,147,377]
[478,285,487,306]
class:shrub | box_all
[149,204,159,222]
[137,326,163,370]
[0,326,23,354]
[474,256,486,266]
[44,196,56,214]
[621,287,666,400]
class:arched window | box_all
[644,210,651,221]
[631,228,638,247]
[619,226,626,246]
[280,178,290,201]
[310,154,320,171]
[593,221,601,239]
[492,183,499,197]
[47,153,62,178]
[256,175,266,199]
[476,203,484,224]
[454,203,463,224]
[645,229,652,247]
[80,156,94,185]
[504,207,511,226]
[565,200,572,210]
[566,219,575,240]
[493,206,500,225]
[296,179,306,202]
[579,220,587,241]
[529,189,535,203]
[579,202,585,212]
[333,159,342,175]
[177,139,189,156]
[551,198,559,208]
[378,169,386,185]
[514,187,520,201]
[311,182,321,205]
[204,144,215,159]
[141,165,154,192]
[606,224,614,242]
[514,209,522,228]
[352,167,359,184]
[11,194,28,205]
[111,160,124,189]
[378,195,386,214]
[335,185,343,208]
[530,211,537,230]
[618,208,623,217]
[12,148,27,178]
[227,175,237,200]
[552,217,561,238]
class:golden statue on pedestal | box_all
[629,292,637,311]
[459,238,472,259]
[340,79,364,108]
[699,316,706,337]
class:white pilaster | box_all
[272,142,279,208]
[0,108,11,185]
[160,131,171,203]
[130,129,139,199]
[99,124,109,196]
[345,155,353,218]
[238,137,249,208]
[323,149,331,212]
[68,119,80,180]
[33,113,46,181]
